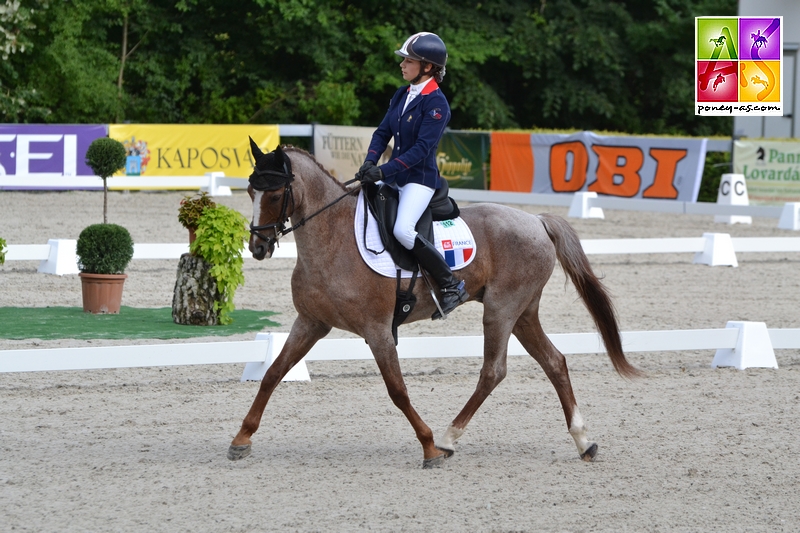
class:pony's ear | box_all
[273,145,292,176]
[249,136,265,161]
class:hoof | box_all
[580,443,598,462]
[435,445,455,458]
[422,451,450,469]
[227,444,252,461]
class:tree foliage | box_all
[1,0,735,136]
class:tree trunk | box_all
[172,253,220,326]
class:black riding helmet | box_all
[395,32,447,68]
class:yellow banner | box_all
[108,124,279,179]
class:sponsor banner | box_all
[0,124,108,177]
[489,132,534,192]
[108,124,279,179]
[733,139,800,203]
[531,131,707,201]
[437,131,488,190]
[313,125,393,181]
[695,17,783,116]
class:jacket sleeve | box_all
[364,88,405,165]
[379,91,449,179]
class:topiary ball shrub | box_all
[85,137,127,179]
[76,224,134,274]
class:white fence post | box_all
[568,191,604,219]
[240,332,310,382]
[714,174,752,225]
[777,202,800,231]
[202,172,232,196]
[37,239,79,276]
[692,233,738,267]
[711,321,778,370]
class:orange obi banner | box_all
[489,132,534,192]
[108,124,279,180]
[530,132,708,201]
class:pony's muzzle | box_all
[249,237,273,260]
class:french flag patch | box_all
[444,247,474,267]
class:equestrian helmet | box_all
[395,32,447,68]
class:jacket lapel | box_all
[400,80,440,118]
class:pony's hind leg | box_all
[513,307,598,462]
[228,316,331,461]
[437,315,513,457]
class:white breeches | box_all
[392,182,435,250]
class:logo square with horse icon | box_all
[694,16,783,115]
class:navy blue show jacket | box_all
[365,80,451,189]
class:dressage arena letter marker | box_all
[714,173,752,225]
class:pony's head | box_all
[247,138,296,260]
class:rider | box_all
[356,32,469,319]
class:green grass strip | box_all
[0,307,280,340]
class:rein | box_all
[250,176,361,249]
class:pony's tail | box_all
[538,213,642,379]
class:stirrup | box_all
[432,280,468,320]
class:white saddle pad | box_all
[354,189,476,278]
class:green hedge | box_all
[76,224,134,274]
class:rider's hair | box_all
[411,62,445,84]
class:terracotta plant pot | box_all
[79,273,128,314]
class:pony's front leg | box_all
[228,317,331,461]
[367,333,446,469]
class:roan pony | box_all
[228,143,640,468]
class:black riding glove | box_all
[361,164,383,183]
[356,160,375,181]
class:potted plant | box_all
[85,136,127,224]
[178,191,216,244]
[76,224,134,313]
[0,236,7,265]
[173,204,248,325]
[79,136,132,313]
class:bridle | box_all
[249,163,360,250]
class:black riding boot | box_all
[412,235,470,319]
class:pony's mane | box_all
[283,145,349,192]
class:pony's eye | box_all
[270,194,282,203]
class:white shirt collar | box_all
[408,77,433,96]
[403,77,433,113]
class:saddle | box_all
[361,180,460,272]
[360,179,461,345]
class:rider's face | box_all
[400,58,430,83]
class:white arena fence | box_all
[0,172,248,196]
[5,233,799,274]
[2,171,798,230]
[0,322,797,378]
[448,190,800,231]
